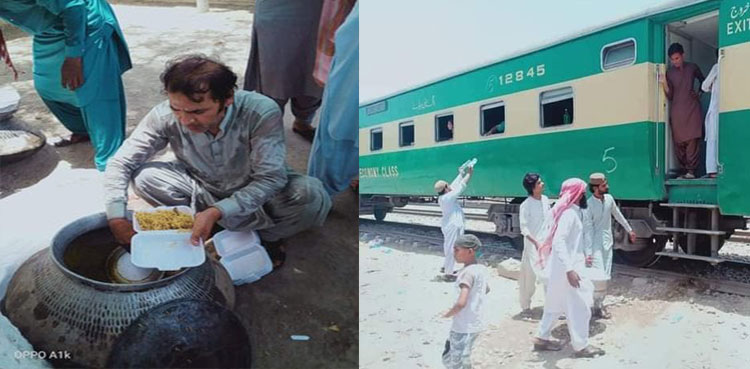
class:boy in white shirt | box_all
[518,173,551,319]
[442,234,490,369]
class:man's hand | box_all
[658,73,666,85]
[109,218,135,246]
[467,166,474,175]
[61,57,83,90]
[566,270,581,288]
[629,231,637,244]
[585,255,593,267]
[190,207,222,246]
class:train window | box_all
[399,121,415,147]
[480,102,505,136]
[435,113,454,142]
[370,128,383,151]
[540,87,574,128]
[601,38,636,71]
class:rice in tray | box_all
[135,208,194,231]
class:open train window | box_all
[601,38,636,71]
[480,101,505,136]
[370,128,383,151]
[540,87,573,128]
[399,121,414,147]
[435,113,454,142]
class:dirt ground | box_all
[359,239,750,369]
[0,5,357,368]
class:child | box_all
[442,234,490,369]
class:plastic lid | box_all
[131,232,205,271]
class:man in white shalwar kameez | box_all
[701,61,720,178]
[518,173,551,319]
[533,178,604,358]
[435,166,474,282]
[584,173,635,319]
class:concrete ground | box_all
[0,5,357,368]
[360,240,750,369]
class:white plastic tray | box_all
[213,230,271,285]
[131,206,204,271]
[131,232,205,271]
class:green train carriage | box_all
[359,0,750,266]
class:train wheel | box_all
[373,207,387,221]
[615,236,666,267]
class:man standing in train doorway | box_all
[660,42,705,179]
[584,173,636,319]
[434,165,474,282]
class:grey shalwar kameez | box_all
[243,0,324,123]
[104,91,331,242]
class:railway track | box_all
[360,218,750,297]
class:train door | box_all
[663,10,720,178]
[716,0,750,216]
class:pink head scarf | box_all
[536,178,587,269]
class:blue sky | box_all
[360,0,682,103]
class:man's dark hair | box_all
[160,54,237,104]
[589,184,599,194]
[578,193,588,209]
[522,173,540,195]
[668,43,684,57]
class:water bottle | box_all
[459,158,478,174]
[563,109,571,124]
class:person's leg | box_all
[685,138,700,177]
[41,98,91,146]
[675,140,688,175]
[442,331,474,369]
[80,77,126,171]
[271,97,288,113]
[706,136,717,176]
[131,161,215,208]
[442,227,458,277]
[290,96,322,125]
[290,96,321,141]
[457,332,480,369]
[518,245,536,313]
[536,310,562,341]
[567,284,604,357]
[256,172,331,242]
[533,309,563,350]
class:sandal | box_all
[292,121,316,142]
[573,345,605,358]
[533,339,563,351]
[263,239,287,270]
[50,133,90,147]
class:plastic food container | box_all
[131,206,205,271]
[213,230,272,285]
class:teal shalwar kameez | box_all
[0,0,131,171]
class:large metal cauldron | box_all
[1,213,235,368]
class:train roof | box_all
[360,0,709,107]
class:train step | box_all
[728,235,750,243]
[659,203,719,209]
[664,178,717,186]
[655,251,725,265]
[655,227,725,236]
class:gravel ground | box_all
[360,237,750,369]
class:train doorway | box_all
[664,10,719,178]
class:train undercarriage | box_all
[360,195,747,267]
